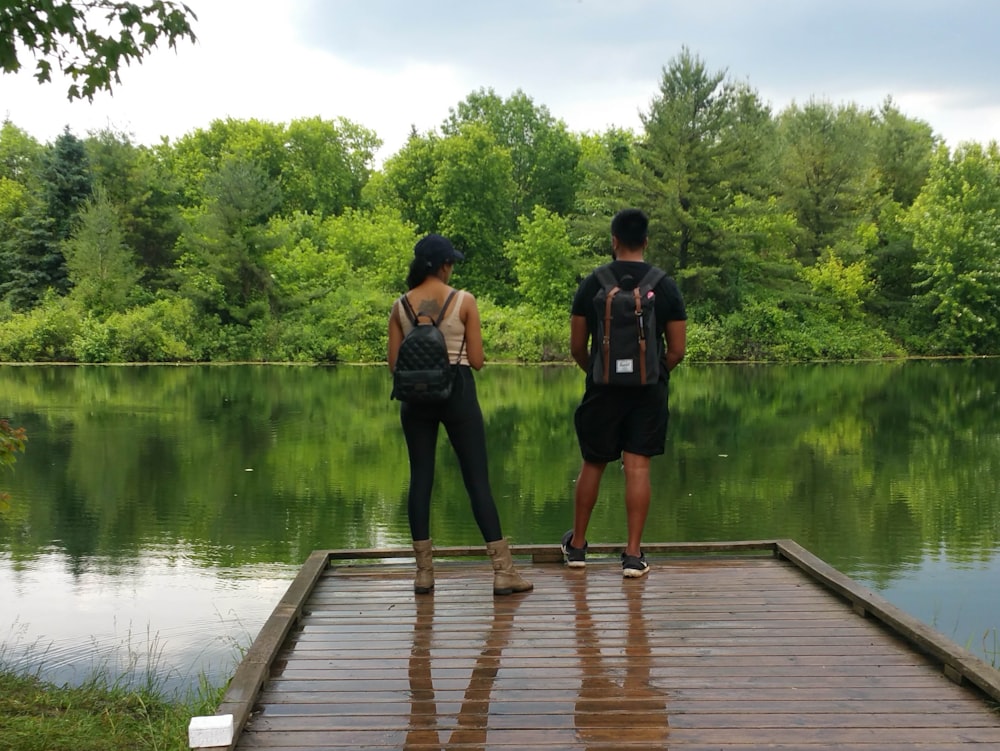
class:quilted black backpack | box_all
[392,291,463,403]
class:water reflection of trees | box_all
[0,361,997,584]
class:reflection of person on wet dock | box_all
[574,580,669,749]
[405,596,439,749]
[405,595,523,750]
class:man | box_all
[562,208,687,578]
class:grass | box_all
[0,623,231,751]
[982,628,1000,669]
[0,669,225,751]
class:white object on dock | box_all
[188,713,234,748]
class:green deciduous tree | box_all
[265,212,345,292]
[444,88,582,218]
[715,193,806,313]
[0,0,197,100]
[905,143,1000,354]
[0,175,30,303]
[375,124,518,302]
[504,206,582,311]
[163,118,287,208]
[0,175,29,227]
[432,123,517,302]
[799,253,872,320]
[317,206,414,294]
[0,119,43,183]
[362,130,442,231]
[164,116,377,218]
[282,116,379,217]
[263,207,416,361]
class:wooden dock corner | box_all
[193,539,1000,750]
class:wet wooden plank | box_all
[776,539,1000,699]
[214,548,330,741]
[219,544,1000,750]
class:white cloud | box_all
[1,0,997,161]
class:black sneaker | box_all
[621,551,649,578]
[561,529,587,568]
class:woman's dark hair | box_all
[405,233,461,289]
[406,256,446,290]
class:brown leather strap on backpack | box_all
[634,287,648,383]
[602,285,620,384]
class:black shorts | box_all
[574,381,669,464]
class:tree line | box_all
[1,48,998,365]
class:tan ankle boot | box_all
[486,538,533,596]
[413,539,434,594]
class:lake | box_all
[1,360,998,694]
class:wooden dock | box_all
[207,540,1000,750]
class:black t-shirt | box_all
[571,260,687,384]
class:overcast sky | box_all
[2,0,998,163]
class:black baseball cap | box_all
[414,234,464,265]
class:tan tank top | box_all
[397,290,469,366]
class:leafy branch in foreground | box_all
[0,418,26,470]
[1,418,27,504]
[0,1,197,101]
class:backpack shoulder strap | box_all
[401,292,457,327]
[594,264,618,290]
[638,266,666,290]
[433,290,458,327]
[399,294,420,326]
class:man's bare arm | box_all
[663,319,686,372]
[570,315,590,371]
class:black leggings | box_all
[400,366,503,543]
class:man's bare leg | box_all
[572,460,606,549]
[622,451,651,557]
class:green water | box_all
[1,360,998,690]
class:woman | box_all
[388,233,532,597]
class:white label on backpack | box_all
[615,359,634,374]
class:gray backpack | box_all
[591,264,666,386]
